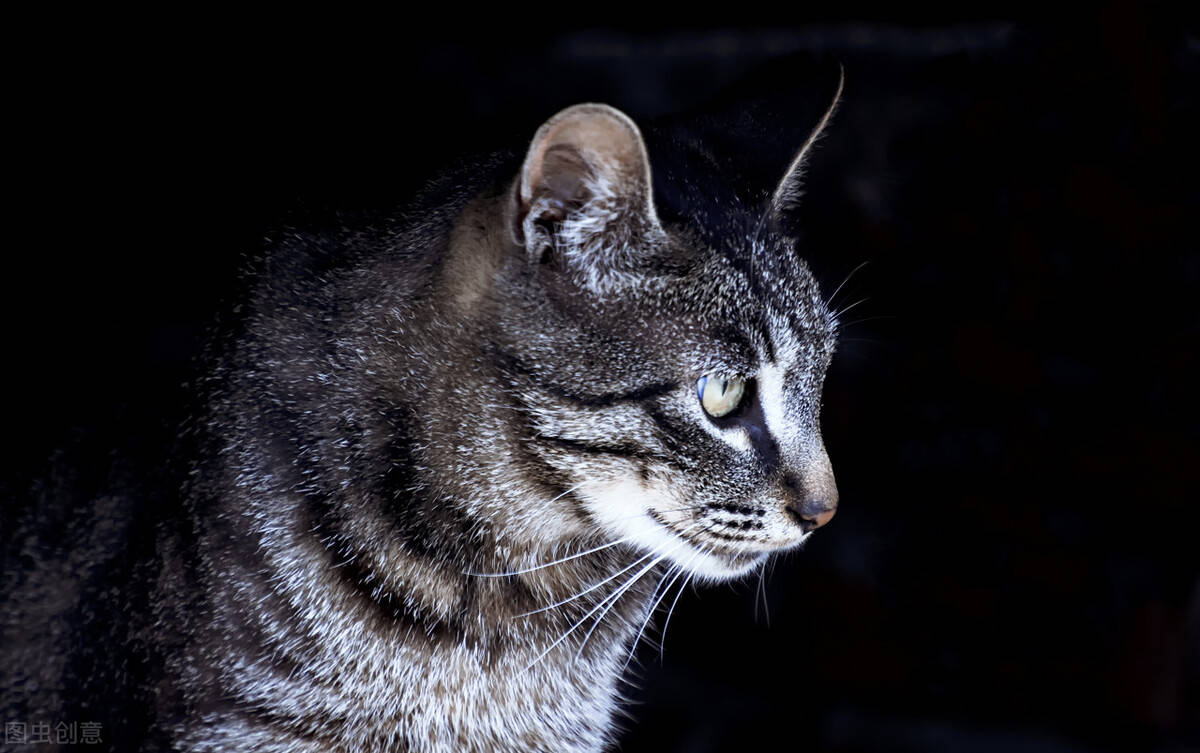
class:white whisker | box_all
[466,534,627,578]
[573,532,698,660]
[623,563,687,673]
[825,259,869,310]
[659,545,705,662]
[658,572,695,662]
[756,556,770,627]
[832,296,869,322]
[515,551,655,617]
[523,552,667,674]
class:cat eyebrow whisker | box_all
[836,315,891,332]
[825,259,870,311]
[830,296,869,323]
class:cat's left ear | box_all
[763,67,844,234]
[510,103,664,271]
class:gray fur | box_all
[2,99,841,752]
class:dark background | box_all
[5,8,1198,753]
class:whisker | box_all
[514,551,655,618]
[519,514,720,674]
[756,557,770,627]
[831,296,869,322]
[622,564,679,668]
[658,564,697,662]
[837,314,892,328]
[825,259,870,310]
[573,532,699,660]
[623,563,687,673]
[466,536,626,579]
[544,483,586,505]
[754,558,765,623]
[523,552,668,673]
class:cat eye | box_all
[696,374,747,418]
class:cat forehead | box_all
[640,229,835,368]
[690,228,826,313]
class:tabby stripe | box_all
[535,433,657,461]
[303,491,460,640]
[741,386,781,475]
[541,377,677,409]
[754,310,777,364]
[489,344,677,407]
[643,406,710,469]
[784,308,821,346]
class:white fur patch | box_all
[757,362,793,451]
[579,477,763,581]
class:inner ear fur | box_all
[510,103,661,262]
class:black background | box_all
[5,7,1198,753]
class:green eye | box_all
[696,374,746,418]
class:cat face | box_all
[499,95,841,581]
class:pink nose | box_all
[780,471,838,533]
[787,497,837,532]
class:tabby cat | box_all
[2,78,843,752]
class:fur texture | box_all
[2,94,842,752]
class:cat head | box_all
[494,80,843,582]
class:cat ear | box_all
[763,67,844,232]
[510,103,663,269]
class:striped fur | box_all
[2,99,841,752]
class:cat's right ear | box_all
[509,103,663,267]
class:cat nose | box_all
[786,497,837,532]
[781,473,837,533]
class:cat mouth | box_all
[575,480,771,580]
[646,510,769,579]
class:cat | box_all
[2,75,843,752]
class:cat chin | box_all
[677,547,769,582]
